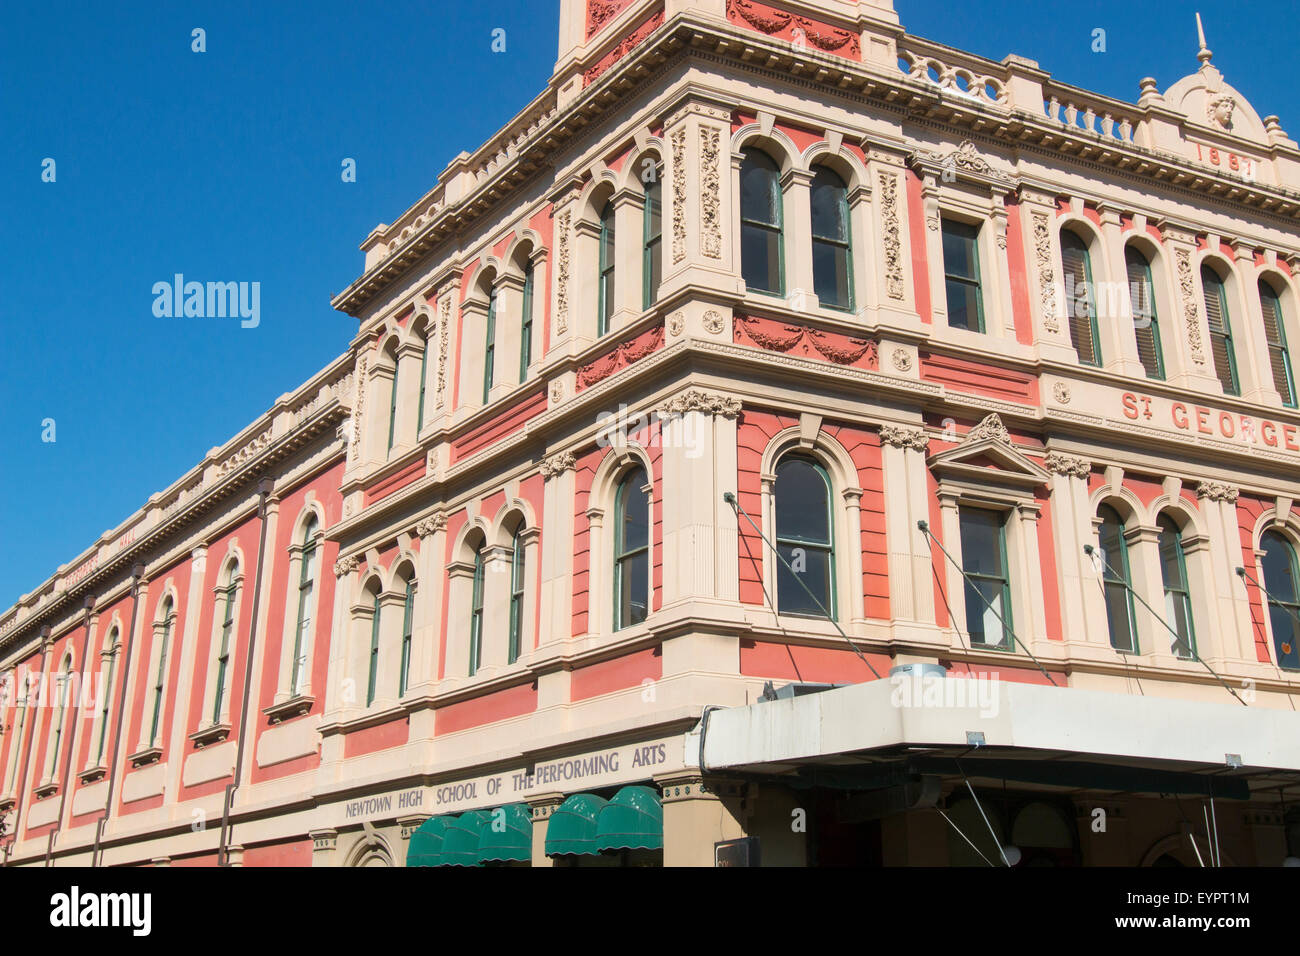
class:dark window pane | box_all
[810,169,848,242]
[775,459,830,543]
[946,280,980,330]
[621,485,649,552]
[964,578,1008,646]
[942,220,979,279]
[619,552,649,626]
[813,241,851,310]
[742,224,781,293]
[740,151,779,225]
[959,510,1003,577]
[777,544,831,616]
[1263,533,1298,603]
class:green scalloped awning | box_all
[406,816,451,867]
[595,786,663,852]
[476,803,533,864]
[544,793,609,857]
[440,810,491,867]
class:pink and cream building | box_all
[5,0,1300,867]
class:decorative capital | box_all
[964,413,1010,445]
[657,389,741,419]
[1044,452,1091,479]
[879,425,929,451]
[333,555,359,579]
[413,512,447,538]
[539,451,577,480]
[1196,481,1239,502]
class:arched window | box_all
[1097,505,1138,653]
[740,149,783,295]
[3,672,29,795]
[399,576,415,697]
[598,199,616,336]
[290,516,319,697]
[483,285,498,404]
[1157,515,1196,659]
[1060,230,1100,365]
[614,466,651,630]
[774,456,835,617]
[520,261,535,379]
[643,170,662,309]
[509,527,526,664]
[149,597,174,746]
[49,655,72,776]
[96,627,119,765]
[1261,531,1300,671]
[1201,265,1239,395]
[959,507,1011,648]
[386,348,400,453]
[469,545,486,674]
[213,561,240,723]
[366,589,381,706]
[810,167,853,311]
[1260,279,1295,407]
[417,326,429,429]
[1126,246,1165,379]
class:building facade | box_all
[5,0,1300,867]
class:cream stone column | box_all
[392,341,423,449]
[545,194,582,359]
[162,544,209,804]
[657,773,747,867]
[237,494,280,789]
[479,545,513,671]
[1197,482,1252,665]
[655,389,741,609]
[937,490,966,638]
[880,425,935,626]
[444,562,475,678]
[1018,188,1076,363]
[1095,202,1146,378]
[783,168,815,310]
[528,794,564,868]
[364,361,394,464]
[538,452,576,646]
[408,513,446,740]
[56,607,99,835]
[492,272,527,394]
[458,297,490,411]
[845,171,875,319]
[522,246,548,378]
[106,575,150,823]
[1080,507,1116,651]
[517,527,541,656]
[867,148,919,332]
[373,590,405,708]
[661,98,734,302]
[842,488,866,622]
[611,187,643,328]
[1044,453,1093,647]
[987,195,1017,343]
[1014,502,1049,647]
[322,556,357,734]
[1163,222,1221,393]
[1232,240,1282,405]
[585,506,608,638]
[430,278,458,419]
[1126,524,1169,660]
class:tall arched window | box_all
[386,349,400,453]
[1098,505,1138,652]
[1201,265,1239,395]
[1260,279,1295,407]
[1060,230,1100,365]
[213,561,240,723]
[366,589,381,706]
[149,597,174,746]
[3,672,29,795]
[598,200,616,336]
[1261,531,1300,671]
[509,527,526,664]
[774,456,835,617]
[399,576,415,697]
[417,326,429,429]
[469,545,486,674]
[1157,515,1196,659]
[96,627,119,765]
[1126,246,1165,379]
[643,171,662,309]
[520,261,534,379]
[810,167,852,311]
[614,466,651,630]
[740,149,783,295]
[483,285,498,404]
[49,655,72,778]
[290,516,319,697]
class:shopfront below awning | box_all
[693,676,1300,800]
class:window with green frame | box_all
[643,171,662,310]
[469,545,486,674]
[417,327,429,429]
[810,167,853,311]
[1097,505,1139,653]
[366,590,381,706]
[399,576,414,697]
[598,199,616,336]
[740,149,783,296]
[50,656,71,771]
[958,508,1012,649]
[1060,230,1101,366]
[483,285,498,404]
[5,679,28,792]
[289,516,319,697]
[508,527,525,664]
[386,351,400,453]
[1260,280,1296,407]
[774,456,835,617]
[213,560,240,723]
[1201,265,1240,395]
[96,628,118,765]
[1126,246,1165,379]
[149,598,174,745]
[941,219,984,332]
[520,261,534,379]
[1261,531,1300,671]
[1156,514,1196,659]
[614,466,650,631]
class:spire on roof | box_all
[1195,12,1213,66]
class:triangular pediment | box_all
[928,415,1049,487]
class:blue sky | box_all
[0,0,1293,609]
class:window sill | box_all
[0,795,14,813]
[78,765,108,785]
[263,695,314,725]
[127,746,163,768]
[188,724,231,749]
[33,781,59,799]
